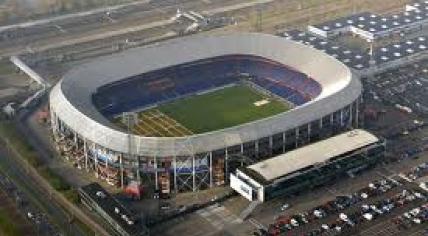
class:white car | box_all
[313,209,325,218]
[321,224,329,230]
[363,213,373,221]
[339,213,348,222]
[335,226,342,232]
[290,218,299,227]
[410,207,421,216]
[280,203,290,211]
[414,192,425,199]
[413,218,422,224]
[403,212,412,219]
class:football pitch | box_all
[148,85,289,134]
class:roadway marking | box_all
[0,0,276,57]
[375,171,402,186]
[54,25,67,33]
[398,173,413,183]
[196,204,240,230]
[0,0,152,33]
[248,218,268,231]
[202,0,276,15]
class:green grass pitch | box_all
[152,85,289,134]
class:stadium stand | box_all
[92,55,322,117]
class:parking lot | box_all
[367,59,428,117]
[253,167,428,236]
[242,117,428,236]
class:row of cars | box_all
[401,161,428,181]
[393,202,428,229]
[303,188,426,236]
[302,182,427,236]
[265,178,401,236]
[0,173,60,235]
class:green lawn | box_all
[0,207,22,236]
[154,85,289,134]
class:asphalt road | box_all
[0,0,263,58]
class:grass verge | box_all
[0,120,93,234]
[0,207,22,236]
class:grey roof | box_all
[374,36,428,63]
[248,129,379,182]
[309,5,428,39]
[284,30,428,70]
[50,33,361,157]
[311,12,377,33]
[284,30,370,70]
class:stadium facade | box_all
[49,33,362,192]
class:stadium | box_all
[49,33,362,193]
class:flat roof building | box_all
[79,183,148,236]
[308,3,428,41]
[230,130,385,202]
[284,30,428,75]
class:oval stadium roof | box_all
[50,33,361,157]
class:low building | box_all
[284,30,428,76]
[308,7,428,41]
[79,183,148,236]
[230,129,386,202]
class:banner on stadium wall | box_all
[175,156,209,173]
[90,148,119,163]
[230,173,253,201]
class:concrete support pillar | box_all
[330,113,334,126]
[51,112,58,137]
[93,143,98,178]
[340,109,344,127]
[225,149,229,183]
[120,154,124,188]
[269,136,273,156]
[319,118,323,129]
[307,123,311,143]
[83,139,88,170]
[349,103,353,128]
[240,144,244,154]
[209,152,213,188]
[192,155,196,192]
[105,154,108,169]
[137,156,141,184]
[154,156,158,190]
[73,131,78,147]
[174,156,178,193]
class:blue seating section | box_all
[93,55,322,117]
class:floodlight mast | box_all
[123,112,140,185]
